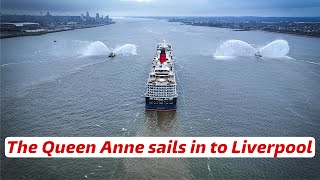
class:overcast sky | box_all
[1,0,320,17]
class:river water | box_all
[1,18,320,179]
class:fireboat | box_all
[108,52,116,58]
[255,51,262,58]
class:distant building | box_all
[95,13,100,22]
[46,12,51,16]
[105,15,109,23]
[81,14,85,21]
[0,22,40,31]
[86,12,90,18]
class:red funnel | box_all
[160,48,166,64]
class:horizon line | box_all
[1,13,320,18]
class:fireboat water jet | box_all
[214,39,290,58]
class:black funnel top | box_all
[161,48,166,54]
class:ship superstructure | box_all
[145,41,178,111]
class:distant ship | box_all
[145,41,178,111]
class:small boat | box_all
[108,52,116,57]
[255,51,262,58]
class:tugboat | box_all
[255,51,262,58]
[145,41,177,111]
[108,52,116,58]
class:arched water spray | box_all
[114,44,137,55]
[259,40,289,57]
[214,39,290,58]
[83,41,110,56]
[214,40,256,57]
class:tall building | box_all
[86,11,90,18]
[95,13,100,22]
[106,15,109,23]
[81,14,85,21]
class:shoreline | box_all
[0,23,114,39]
[178,22,320,38]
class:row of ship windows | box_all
[148,85,175,87]
[148,85,175,89]
[147,91,176,93]
[149,100,174,105]
[147,88,175,91]
[147,94,175,97]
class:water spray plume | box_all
[114,44,137,55]
[83,42,137,56]
[215,40,290,58]
[259,40,289,57]
[215,40,256,57]
[83,41,110,56]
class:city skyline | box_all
[1,0,320,17]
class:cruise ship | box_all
[145,41,178,111]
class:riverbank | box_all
[0,23,114,39]
[164,16,320,38]
[182,22,320,38]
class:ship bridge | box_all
[156,40,172,52]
